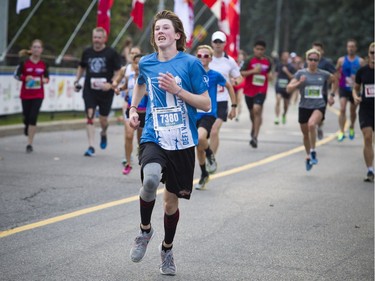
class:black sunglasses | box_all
[370,51,375,55]
[197,54,210,59]
[308,58,319,62]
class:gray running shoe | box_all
[206,154,217,174]
[130,228,155,263]
[159,243,176,275]
[194,174,209,190]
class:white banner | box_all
[0,69,123,115]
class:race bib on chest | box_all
[25,77,42,89]
[252,74,265,86]
[90,77,107,90]
[364,84,374,98]
[304,86,323,99]
[152,106,184,131]
[277,78,288,88]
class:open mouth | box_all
[157,36,166,42]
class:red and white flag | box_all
[16,0,31,14]
[203,0,240,59]
[202,0,228,33]
[97,0,114,35]
[174,0,194,48]
[131,0,145,29]
[225,0,240,59]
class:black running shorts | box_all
[139,142,195,199]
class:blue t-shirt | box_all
[196,69,226,120]
[137,52,209,150]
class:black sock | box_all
[205,147,213,158]
[200,164,208,176]
[140,197,155,227]
[164,209,180,245]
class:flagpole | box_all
[193,1,207,22]
[0,0,44,62]
[158,0,165,11]
[136,18,153,48]
[111,18,133,49]
[55,0,97,65]
[272,0,283,56]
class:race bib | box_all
[90,77,107,90]
[364,84,374,98]
[304,85,323,99]
[277,78,288,88]
[25,77,42,89]
[252,74,265,86]
[345,76,353,88]
[152,106,184,131]
[217,85,225,93]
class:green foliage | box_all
[241,0,374,61]
[6,0,374,66]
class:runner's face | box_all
[281,52,289,62]
[31,42,43,57]
[369,47,375,63]
[196,49,212,67]
[133,57,140,72]
[130,47,141,61]
[92,31,106,50]
[312,46,323,56]
[211,40,225,53]
[346,42,357,56]
[253,45,265,58]
[307,54,319,70]
[154,19,179,50]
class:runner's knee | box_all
[140,163,162,201]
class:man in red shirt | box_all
[240,40,272,148]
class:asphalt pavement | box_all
[0,90,373,281]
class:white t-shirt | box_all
[209,54,241,102]
[124,63,134,78]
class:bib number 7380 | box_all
[152,106,184,131]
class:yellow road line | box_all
[0,108,342,239]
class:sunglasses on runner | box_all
[370,51,375,55]
[308,58,319,62]
[197,54,210,59]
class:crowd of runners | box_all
[14,9,374,277]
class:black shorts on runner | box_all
[298,107,325,124]
[245,93,267,110]
[216,101,229,121]
[138,142,195,200]
[196,115,216,139]
[125,108,146,128]
[83,92,114,117]
[339,88,355,104]
[275,89,290,100]
[359,105,374,130]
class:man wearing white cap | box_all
[206,31,242,174]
